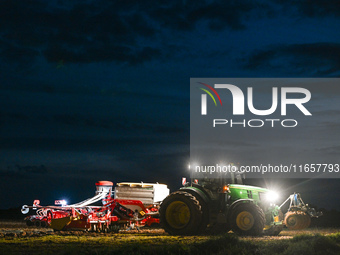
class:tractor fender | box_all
[226,199,257,221]
[179,186,210,205]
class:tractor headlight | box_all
[265,190,279,202]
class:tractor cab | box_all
[187,166,246,191]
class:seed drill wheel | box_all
[230,203,265,236]
[284,211,310,230]
[40,221,47,228]
[160,191,203,235]
[26,220,33,227]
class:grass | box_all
[1,231,340,255]
[1,223,340,255]
[254,234,340,255]
[0,233,241,255]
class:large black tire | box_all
[26,220,33,227]
[230,203,265,236]
[34,221,41,227]
[182,189,210,233]
[40,221,47,228]
[160,191,203,235]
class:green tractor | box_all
[160,174,320,236]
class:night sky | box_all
[1,1,340,210]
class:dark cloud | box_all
[51,113,147,131]
[0,0,266,65]
[279,0,340,18]
[44,45,160,64]
[15,164,49,174]
[0,133,188,152]
[0,112,29,121]
[0,0,159,64]
[1,0,339,67]
[188,0,256,31]
[244,43,340,76]
[153,126,187,134]
[0,44,39,63]
[0,164,50,178]
[131,151,189,181]
[151,0,259,31]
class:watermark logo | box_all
[200,83,311,116]
[190,78,340,179]
[198,82,312,128]
[199,82,222,115]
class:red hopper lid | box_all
[95,181,113,186]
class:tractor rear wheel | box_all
[230,203,265,236]
[182,189,210,233]
[160,191,203,235]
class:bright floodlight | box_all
[55,199,68,206]
[266,190,279,202]
[189,162,199,170]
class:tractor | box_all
[160,172,321,236]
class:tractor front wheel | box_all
[160,191,203,235]
[230,203,265,236]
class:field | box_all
[1,221,340,255]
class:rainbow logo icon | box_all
[198,82,222,115]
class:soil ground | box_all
[1,220,340,254]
